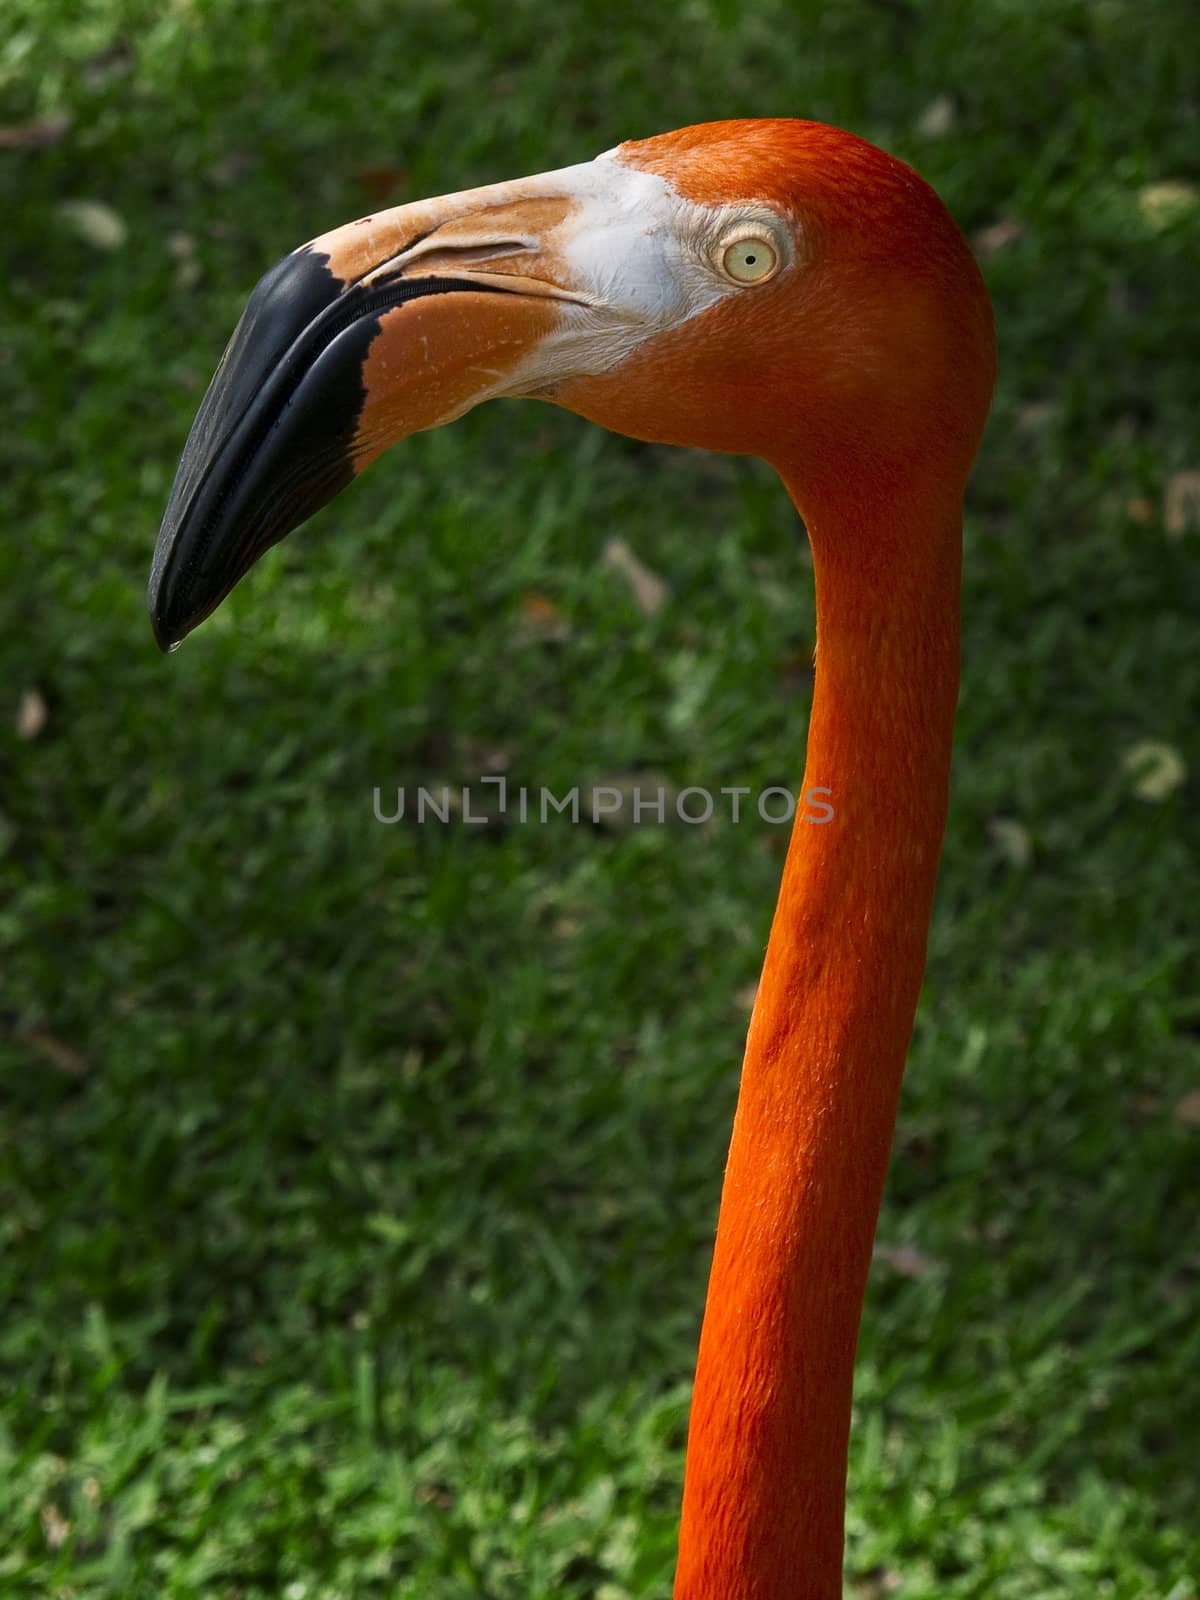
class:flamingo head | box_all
[149,119,994,650]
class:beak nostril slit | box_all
[371,237,535,286]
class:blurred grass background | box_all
[2,1,1199,1595]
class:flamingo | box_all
[149,120,995,1599]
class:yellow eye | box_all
[720,235,779,284]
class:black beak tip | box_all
[147,568,174,653]
[146,540,192,653]
[148,551,231,653]
[149,602,182,655]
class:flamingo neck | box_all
[674,474,963,1600]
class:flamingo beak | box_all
[147,174,607,651]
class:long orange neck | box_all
[674,475,963,1600]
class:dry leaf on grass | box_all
[516,590,571,641]
[1137,180,1199,232]
[0,114,71,149]
[416,1480,455,1509]
[1125,496,1154,524]
[56,198,127,251]
[1165,471,1200,538]
[873,1241,940,1279]
[988,817,1032,867]
[855,1567,903,1599]
[917,95,955,138]
[602,537,669,615]
[1017,399,1056,435]
[168,231,202,289]
[16,687,48,740]
[1123,740,1187,801]
[972,217,1025,258]
[21,1031,89,1076]
[40,1504,70,1550]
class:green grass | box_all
[3,1,1199,1595]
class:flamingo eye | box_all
[719,233,779,285]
